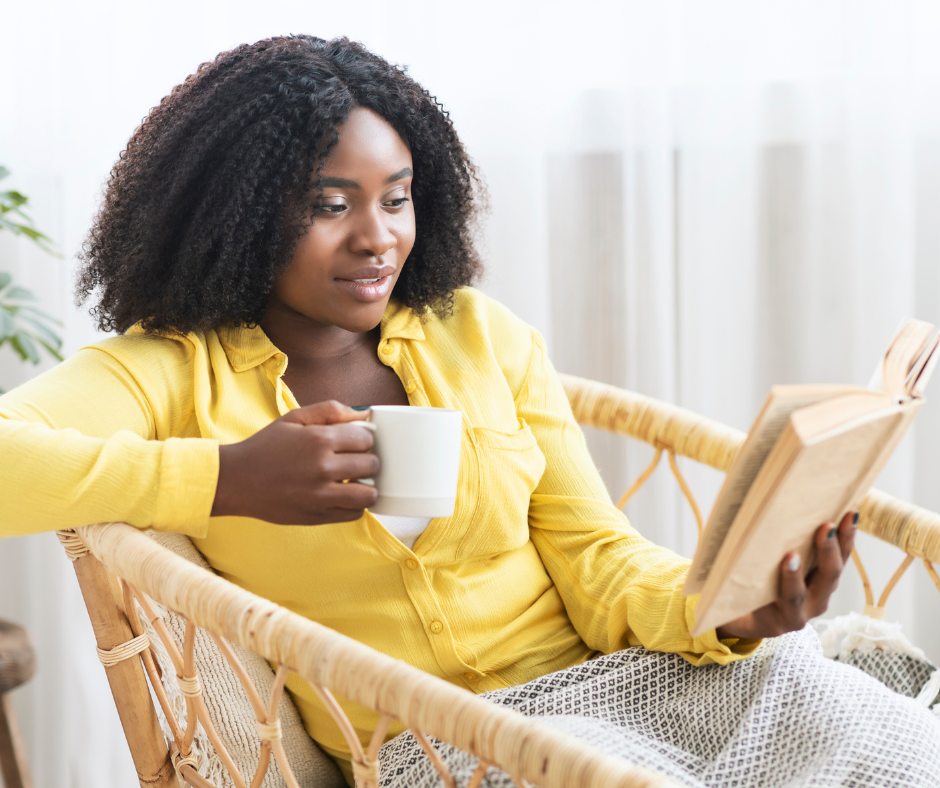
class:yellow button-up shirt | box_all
[0,288,758,772]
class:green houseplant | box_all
[0,165,64,392]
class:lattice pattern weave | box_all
[379,628,940,788]
[838,650,937,701]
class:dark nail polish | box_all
[827,525,837,539]
[852,511,860,528]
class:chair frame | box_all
[55,374,940,788]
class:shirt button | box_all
[463,672,476,681]
[381,343,394,355]
[404,379,418,394]
[429,620,444,634]
[405,558,418,570]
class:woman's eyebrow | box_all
[316,168,412,190]
[320,176,359,189]
[385,167,413,183]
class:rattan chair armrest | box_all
[559,374,746,471]
[857,488,940,564]
[76,522,681,788]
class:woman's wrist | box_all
[212,443,241,518]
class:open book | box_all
[686,320,940,636]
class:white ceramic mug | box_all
[357,406,463,517]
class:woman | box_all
[0,36,934,787]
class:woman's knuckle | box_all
[307,425,329,447]
[788,591,806,608]
[315,455,337,478]
[821,548,842,568]
[326,400,346,417]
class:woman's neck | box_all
[260,304,377,367]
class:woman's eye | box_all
[384,197,410,208]
[315,202,346,214]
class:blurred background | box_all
[3,0,940,784]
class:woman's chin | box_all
[330,303,390,334]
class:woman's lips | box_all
[334,274,394,302]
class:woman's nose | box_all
[349,207,396,257]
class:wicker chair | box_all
[54,374,940,788]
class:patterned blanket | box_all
[379,628,940,787]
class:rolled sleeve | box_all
[153,436,220,538]
[682,595,762,665]
[0,343,220,539]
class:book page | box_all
[684,385,858,595]
[882,320,935,395]
[907,331,940,397]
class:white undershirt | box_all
[371,514,433,550]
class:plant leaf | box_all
[7,334,29,362]
[32,335,64,362]
[11,304,62,324]
[0,221,60,256]
[6,225,54,248]
[0,309,16,340]
[4,286,37,301]
[11,331,40,364]
[0,215,38,233]
[0,271,10,291]
[16,312,62,349]
[0,178,61,256]
[0,190,28,208]
[13,225,42,241]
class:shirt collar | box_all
[216,299,425,372]
[380,298,426,343]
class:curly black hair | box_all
[76,35,484,334]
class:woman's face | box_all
[266,107,416,334]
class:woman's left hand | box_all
[714,510,857,640]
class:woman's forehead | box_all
[324,108,411,170]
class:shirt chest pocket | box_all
[456,420,547,560]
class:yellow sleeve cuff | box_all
[153,437,219,539]
[680,594,762,666]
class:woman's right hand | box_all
[211,401,379,525]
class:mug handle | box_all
[354,420,377,486]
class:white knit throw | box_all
[379,627,940,788]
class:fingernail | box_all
[852,511,860,528]
[788,554,801,572]
[827,524,837,540]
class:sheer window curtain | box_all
[3,1,940,784]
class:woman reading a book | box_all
[0,36,936,788]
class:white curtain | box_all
[3,1,940,784]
